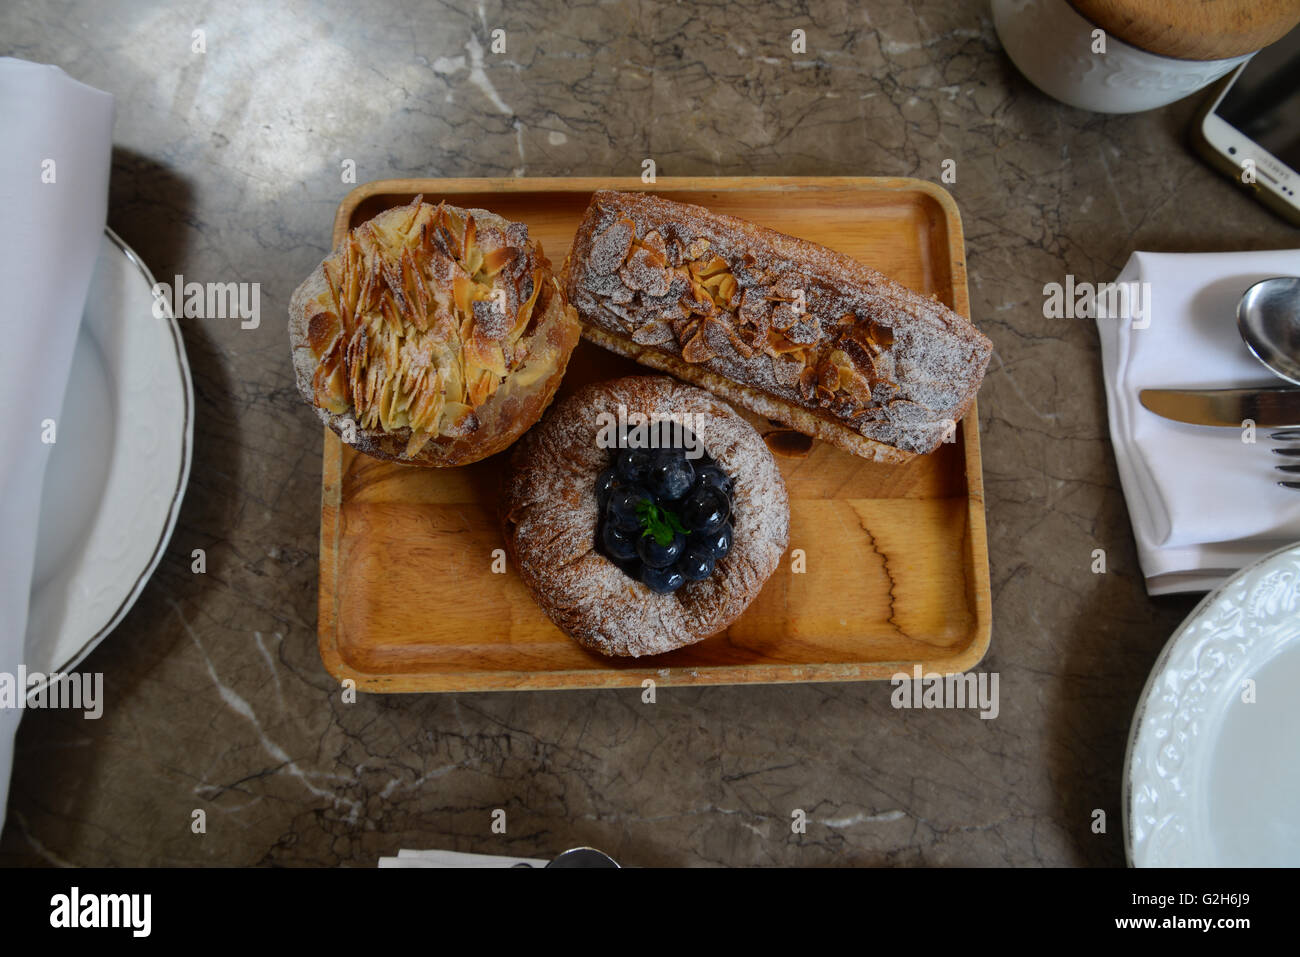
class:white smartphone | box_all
[1193,24,1300,227]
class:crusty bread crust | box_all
[502,375,789,658]
[562,190,991,461]
[289,201,580,467]
[580,323,913,464]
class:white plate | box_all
[1125,541,1300,866]
[24,228,192,681]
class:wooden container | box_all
[1070,0,1299,61]
[315,177,992,692]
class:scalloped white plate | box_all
[1125,542,1300,867]
[23,229,192,683]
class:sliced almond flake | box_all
[465,330,508,378]
[467,366,495,406]
[588,217,635,276]
[619,245,671,297]
[398,195,424,237]
[681,327,718,363]
[641,229,667,259]
[510,268,543,338]
[439,401,479,436]
[471,298,510,341]
[721,321,757,359]
[480,245,516,277]
[404,430,433,459]
[306,310,339,358]
[452,273,473,317]
[686,237,711,259]
[797,365,818,402]
[462,213,477,261]
[630,317,674,346]
[764,330,805,356]
[377,376,398,426]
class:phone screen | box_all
[1213,25,1300,169]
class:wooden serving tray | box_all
[316,177,991,692]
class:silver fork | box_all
[1274,429,1300,489]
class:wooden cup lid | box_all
[1070,0,1300,60]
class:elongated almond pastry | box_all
[289,196,580,466]
[563,190,992,462]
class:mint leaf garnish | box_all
[635,498,689,547]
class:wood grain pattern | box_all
[1069,0,1299,60]
[315,177,991,692]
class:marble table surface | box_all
[2,0,1295,867]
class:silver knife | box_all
[1139,387,1300,428]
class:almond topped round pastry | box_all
[289,196,580,466]
[502,375,789,657]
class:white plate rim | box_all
[1123,539,1300,867]
[30,227,194,681]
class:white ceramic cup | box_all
[991,0,1253,113]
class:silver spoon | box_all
[1238,277,1300,385]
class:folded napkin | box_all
[1097,249,1300,595]
[379,848,550,868]
[0,60,114,834]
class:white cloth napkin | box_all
[0,59,114,835]
[1097,249,1300,595]
[378,848,550,868]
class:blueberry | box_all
[694,465,732,496]
[641,563,686,594]
[615,448,652,483]
[607,485,650,531]
[647,449,695,502]
[681,487,730,533]
[601,521,639,562]
[678,545,715,581]
[595,468,619,511]
[705,522,733,560]
[637,530,685,568]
